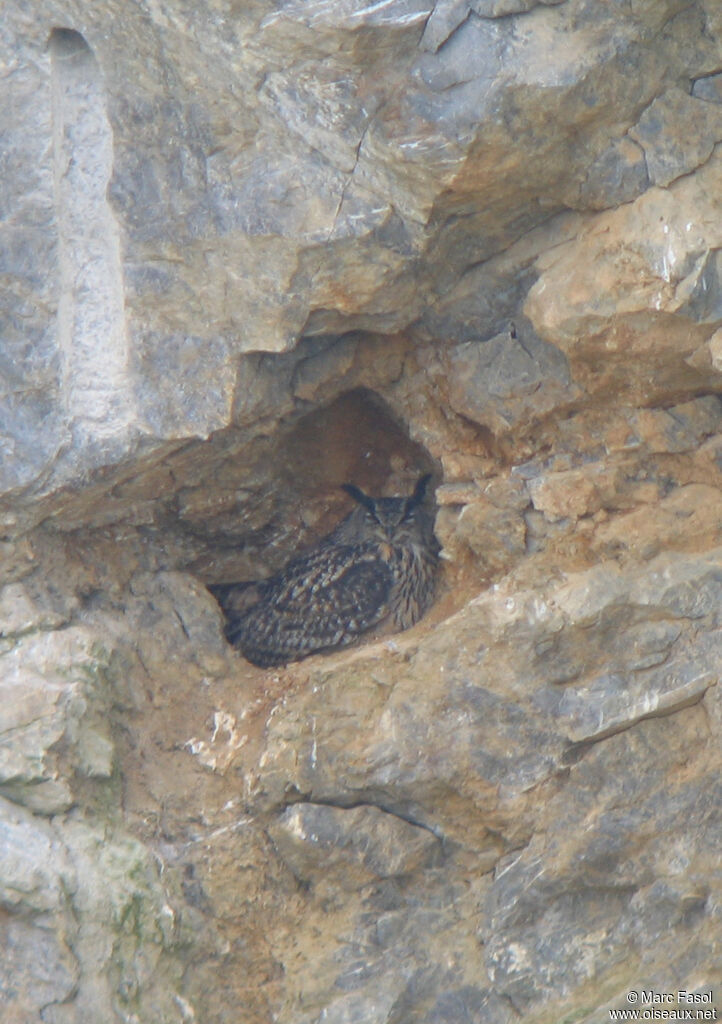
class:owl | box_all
[209,474,439,667]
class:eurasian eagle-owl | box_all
[210,474,439,667]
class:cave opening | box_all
[181,386,441,587]
[36,377,445,607]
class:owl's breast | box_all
[386,540,438,631]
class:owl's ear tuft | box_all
[342,482,376,512]
[408,473,432,510]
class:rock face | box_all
[1,1,722,1021]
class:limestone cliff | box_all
[1,2,721,1021]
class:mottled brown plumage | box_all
[210,474,439,667]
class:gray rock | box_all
[0,798,190,1023]
[693,72,722,104]
[0,797,73,914]
[483,722,721,1013]
[0,625,115,813]
[577,135,650,210]
[629,88,722,187]
[420,0,471,52]
[676,248,722,325]
[0,916,78,1019]
[269,802,441,890]
[445,320,578,435]
[472,0,566,11]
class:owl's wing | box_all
[225,544,395,666]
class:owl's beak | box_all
[378,542,393,561]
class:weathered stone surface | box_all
[444,319,579,436]
[524,151,722,404]
[0,625,115,813]
[235,548,722,1022]
[483,714,720,1017]
[0,798,187,1024]
[2,0,721,513]
[693,71,722,104]
[2,0,722,1021]
[629,87,722,187]
[269,803,441,891]
[577,135,650,211]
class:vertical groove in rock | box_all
[50,28,132,442]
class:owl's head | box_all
[340,474,434,547]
